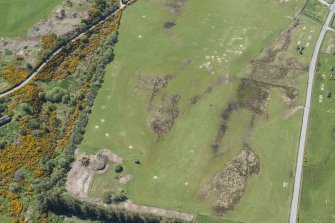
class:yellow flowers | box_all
[0,65,28,86]
[41,33,58,50]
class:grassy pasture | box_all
[303,0,330,23]
[0,0,63,36]
[299,33,335,222]
[79,0,313,222]
[195,214,241,223]
[0,215,11,223]
[321,31,335,54]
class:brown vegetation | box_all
[199,148,260,214]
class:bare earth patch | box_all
[118,174,134,184]
[149,94,181,136]
[283,106,303,119]
[66,149,123,198]
[199,149,260,215]
[66,150,95,198]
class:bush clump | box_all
[114,164,123,173]
[45,87,69,103]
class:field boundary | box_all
[289,3,335,223]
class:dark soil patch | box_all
[189,95,201,105]
[199,148,260,215]
[251,63,289,82]
[249,21,306,86]
[163,21,176,29]
[256,20,299,64]
[189,75,229,106]
[237,79,270,114]
[285,57,309,71]
[243,115,256,147]
[150,94,181,137]
[146,75,174,108]
[151,75,173,98]
[211,102,239,154]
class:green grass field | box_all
[79,0,316,222]
[0,214,11,223]
[303,0,330,23]
[299,32,335,222]
[0,0,63,36]
[195,214,241,223]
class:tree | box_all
[0,141,7,149]
[26,63,33,71]
[21,103,33,115]
[81,35,89,44]
[0,104,6,113]
[114,164,123,173]
[45,87,67,103]
[111,189,127,203]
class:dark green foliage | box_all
[45,194,187,223]
[21,103,33,115]
[27,119,40,129]
[114,164,123,173]
[19,128,27,136]
[26,63,33,71]
[0,140,7,149]
[81,35,89,44]
[29,25,187,223]
[111,189,127,203]
[45,87,68,103]
[62,94,70,104]
[81,157,90,167]
[102,191,112,204]
[0,104,6,113]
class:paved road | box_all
[0,0,127,99]
[289,4,335,223]
[319,0,331,7]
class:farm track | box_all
[289,3,335,223]
[0,0,128,99]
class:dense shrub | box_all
[45,87,68,103]
[102,191,112,204]
[27,119,40,129]
[0,141,7,149]
[111,189,127,203]
[114,164,123,173]
[45,194,187,223]
[0,104,6,113]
